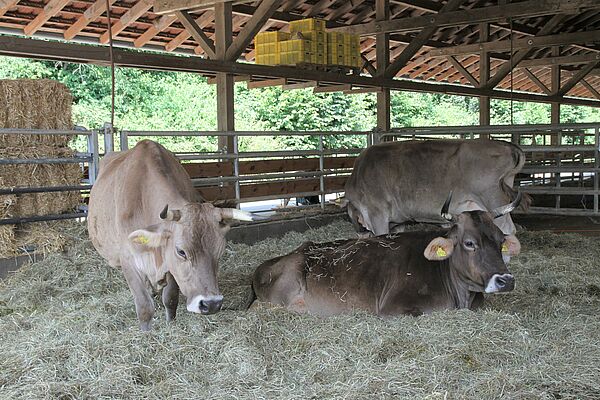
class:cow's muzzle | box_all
[187,295,223,315]
[485,273,515,293]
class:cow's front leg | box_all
[122,263,155,331]
[162,272,179,322]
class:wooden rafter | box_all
[483,14,566,90]
[99,0,153,45]
[519,53,600,68]
[225,0,283,61]
[24,0,70,36]
[557,61,600,96]
[581,79,600,100]
[134,15,178,48]
[0,0,19,18]
[383,0,466,79]
[165,10,213,52]
[176,10,216,58]
[522,68,552,94]
[64,0,118,40]
[447,55,479,86]
[331,0,600,35]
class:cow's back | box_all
[88,140,200,267]
[345,139,522,225]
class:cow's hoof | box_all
[165,310,177,322]
[139,321,152,331]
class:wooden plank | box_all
[225,0,283,61]
[175,10,216,58]
[523,67,552,95]
[282,81,318,90]
[23,0,71,36]
[165,10,213,52]
[153,0,248,15]
[383,0,466,79]
[330,0,600,35]
[430,26,600,59]
[519,53,600,68]
[207,74,251,84]
[134,14,177,48]
[313,84,353,93]
[247,78,287,89]
[64,0,117,40]
[581,79,600,100]
[99,0,153,44]
[447,55,479,86]
[0,0,20,18]
[557,61,600,96]
[183,157,357,178]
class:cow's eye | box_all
[463,239,477,250]
[176,247,187,259]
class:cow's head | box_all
[128,203,255,315]
[424,192,521,294]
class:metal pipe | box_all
[319,135,325,210]
[122,130,372,137]
[233,134,241,206]
[0,128,92,136]
[0,185,92,195]
[0,157,91,165]
[0,212,87,226]
[103,122,115,153]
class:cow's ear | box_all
[502,235,521,256]
[424,237,454,261]
[128,228,168,250]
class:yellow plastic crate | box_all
[328,46,346,59]
[255,53,281,65]
[279,39,310,53]
[343,55,360,67]
[311,41,326,54]
[343,34,360,47]
[255,42,279,55]
[290,18,326,33]
[255,31,290,45]
[327,53,345,65]
[311,52,326,65]
[300,30,327,44]
[327,32,345,44]
[279,51,312,65]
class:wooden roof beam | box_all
[557,61,600,96]
[176,10,216,58]
[447,55,479,86]
[429,28,600,58]
[483,15,566,89]
[519,53,600,68]
[0,0,20,18]
[225,0,283,61]
[581,79,600,100]
[99,0,152,44]
[64,0,118,40]
[165,10,212,52]
[24,0,71,36]
[522,68,551,95]
[330,0,600,35]
[383,0,466,79]
[134,14,177,48]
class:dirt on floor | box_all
[0,219,599,399]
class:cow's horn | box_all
[220,208,255,222]
[440,191,454,221]
[492,191,523,219]
[159,204,181,222]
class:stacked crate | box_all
[254,18,361,68]
[255,31,290,65]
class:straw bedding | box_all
[1,219,599,399]
[0,79,82,257]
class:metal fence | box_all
[1,123,599,226]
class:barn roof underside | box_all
[0,0,599,106]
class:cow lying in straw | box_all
[88,140,259,330]
[251,193,521,316]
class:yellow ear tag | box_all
[436,246,447,258]
[136,235,149,245]
[502,243,509,253]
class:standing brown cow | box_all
[88,140,257,330]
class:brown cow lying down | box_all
[88,140,259,330]
[251,193,521,316]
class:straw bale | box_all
[0,225,15,258]
[1,219,599,399]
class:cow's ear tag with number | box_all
[135,235,149,245]
[424,237,453,261]
[436,246,447,258]
[501,243,509,253]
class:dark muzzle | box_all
[199,298,223,315]
[485,273,515,293]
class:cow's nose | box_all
[199,298,223,315]
[495,274,515,292]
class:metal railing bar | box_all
[0,157,92,165]
[0,212,87,226]
[0,185,93,195]
[123,130,371,137]
[0,128,93,136]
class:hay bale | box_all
[1,220,600,399]
[0,79,81,258]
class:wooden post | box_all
[479,23,490,139]
[376,0,390,141]
[215,2,234,152]
[550,46,561,208]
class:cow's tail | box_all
[501,142,531,211]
